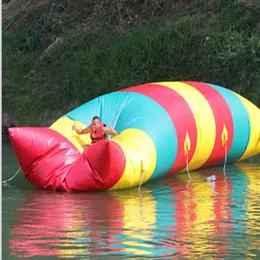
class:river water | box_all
[2,138,260,259]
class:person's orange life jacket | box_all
[89,123,107,144]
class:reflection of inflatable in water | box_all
[8,81,260,191]
[9,161,260,258]
[236,162,260,253]
[168,169,234,257]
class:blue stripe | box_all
[148,181,176,254]
[208,84,250,163]
[63,91,178,180]
[228,164,249,254]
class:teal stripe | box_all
[208,84,250,163]
[228,164,249,255]
[148,182,176,255]
[63,91,178,180]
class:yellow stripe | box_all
[193,183,215,223]
[109,128,156,190]
[233,93,260,161]
[50,117,91,153]
[109,188,156,255]
[158,82,216,172]
[192,181,215,254]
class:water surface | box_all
[2,139,260,259]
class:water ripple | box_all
[3,160,260,259]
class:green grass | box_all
[2,0,260,127]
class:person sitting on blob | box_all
[72,116,118,145]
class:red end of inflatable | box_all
[8,127,125,192]
[66,140,125,191]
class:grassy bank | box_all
[2,0,260,129]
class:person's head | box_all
[91,116,101,130]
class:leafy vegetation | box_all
[2,0,260,129]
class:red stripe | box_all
[121,83,197,174]
[184,81,234,168]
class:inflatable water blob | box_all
[8,81,260,192]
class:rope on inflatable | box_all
[223,142,228,179]
[186,151,191,180]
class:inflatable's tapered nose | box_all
[8,127,76,171]
[8,127,127,192]
[8,127,80,190]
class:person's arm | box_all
[103,126,118,136]
[72,124,90,135]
